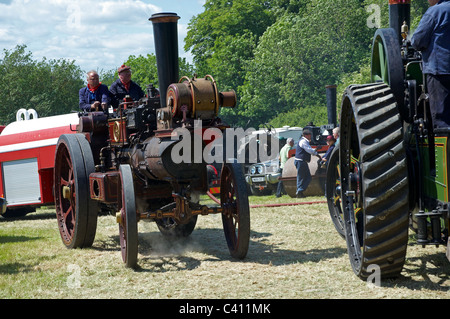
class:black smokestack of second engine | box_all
[389,0,411,44]
[149,12,180,109]
[326,85,337,127]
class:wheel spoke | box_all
[220,162,250,259]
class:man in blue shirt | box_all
[79,70,110,112]
[411,0,450,128]
[294,130,321,198]
[109,64,145,108]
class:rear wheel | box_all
[340,83,409,279]
[54,134,98,248]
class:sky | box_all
[0,0,206,73]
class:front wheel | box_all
[221,161,250,259]
[118,164,138,268]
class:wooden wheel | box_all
[54,134,98,248]
[220,161,250,259]
[118,164,138,268]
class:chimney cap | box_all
[149,12,180,23]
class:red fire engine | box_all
[0,109,79,218]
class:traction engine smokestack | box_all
[149,12,180,109]
[326,85,337,127]
[389,0,411,44]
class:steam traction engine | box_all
[53,13,250,268]
[326,0,450,279]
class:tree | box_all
[101,54,195,93]
[185,0,276,80]
[0,45,84,124]
[237,0,373,128]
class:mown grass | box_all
[1,194,450,299]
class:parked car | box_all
[244,124,333,196]
[244,126,303,196]
[245,158,280,195]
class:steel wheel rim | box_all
[220,162,250,259]
[55,143,77,245]
[221,165,239,249]
[118,165,138,268]
[326,146,345,238]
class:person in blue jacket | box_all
[109,64,145,107]
[79,70,110,112]
[411,0,450,129]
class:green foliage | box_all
[0,45,84,124]
[235,0,373,127]
[185,0,276,79]
[0,1,431,129]
[100,54,195,92]
[269,104,328,128]
[122,54,159,90]
[188,0,430,129]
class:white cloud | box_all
[0,0,202,72]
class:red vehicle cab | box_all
[0,109,79,218]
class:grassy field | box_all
[1,194,450,300]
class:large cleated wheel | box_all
[54,134,99,249]
[326,145,345,239]
[118,164,138,268]
[340,83,409,280]
[221,161,250,259]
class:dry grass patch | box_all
[1,195,450,299]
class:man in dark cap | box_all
[294,129,321,198]
[109,64,145,107]
[411,0,450,128]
